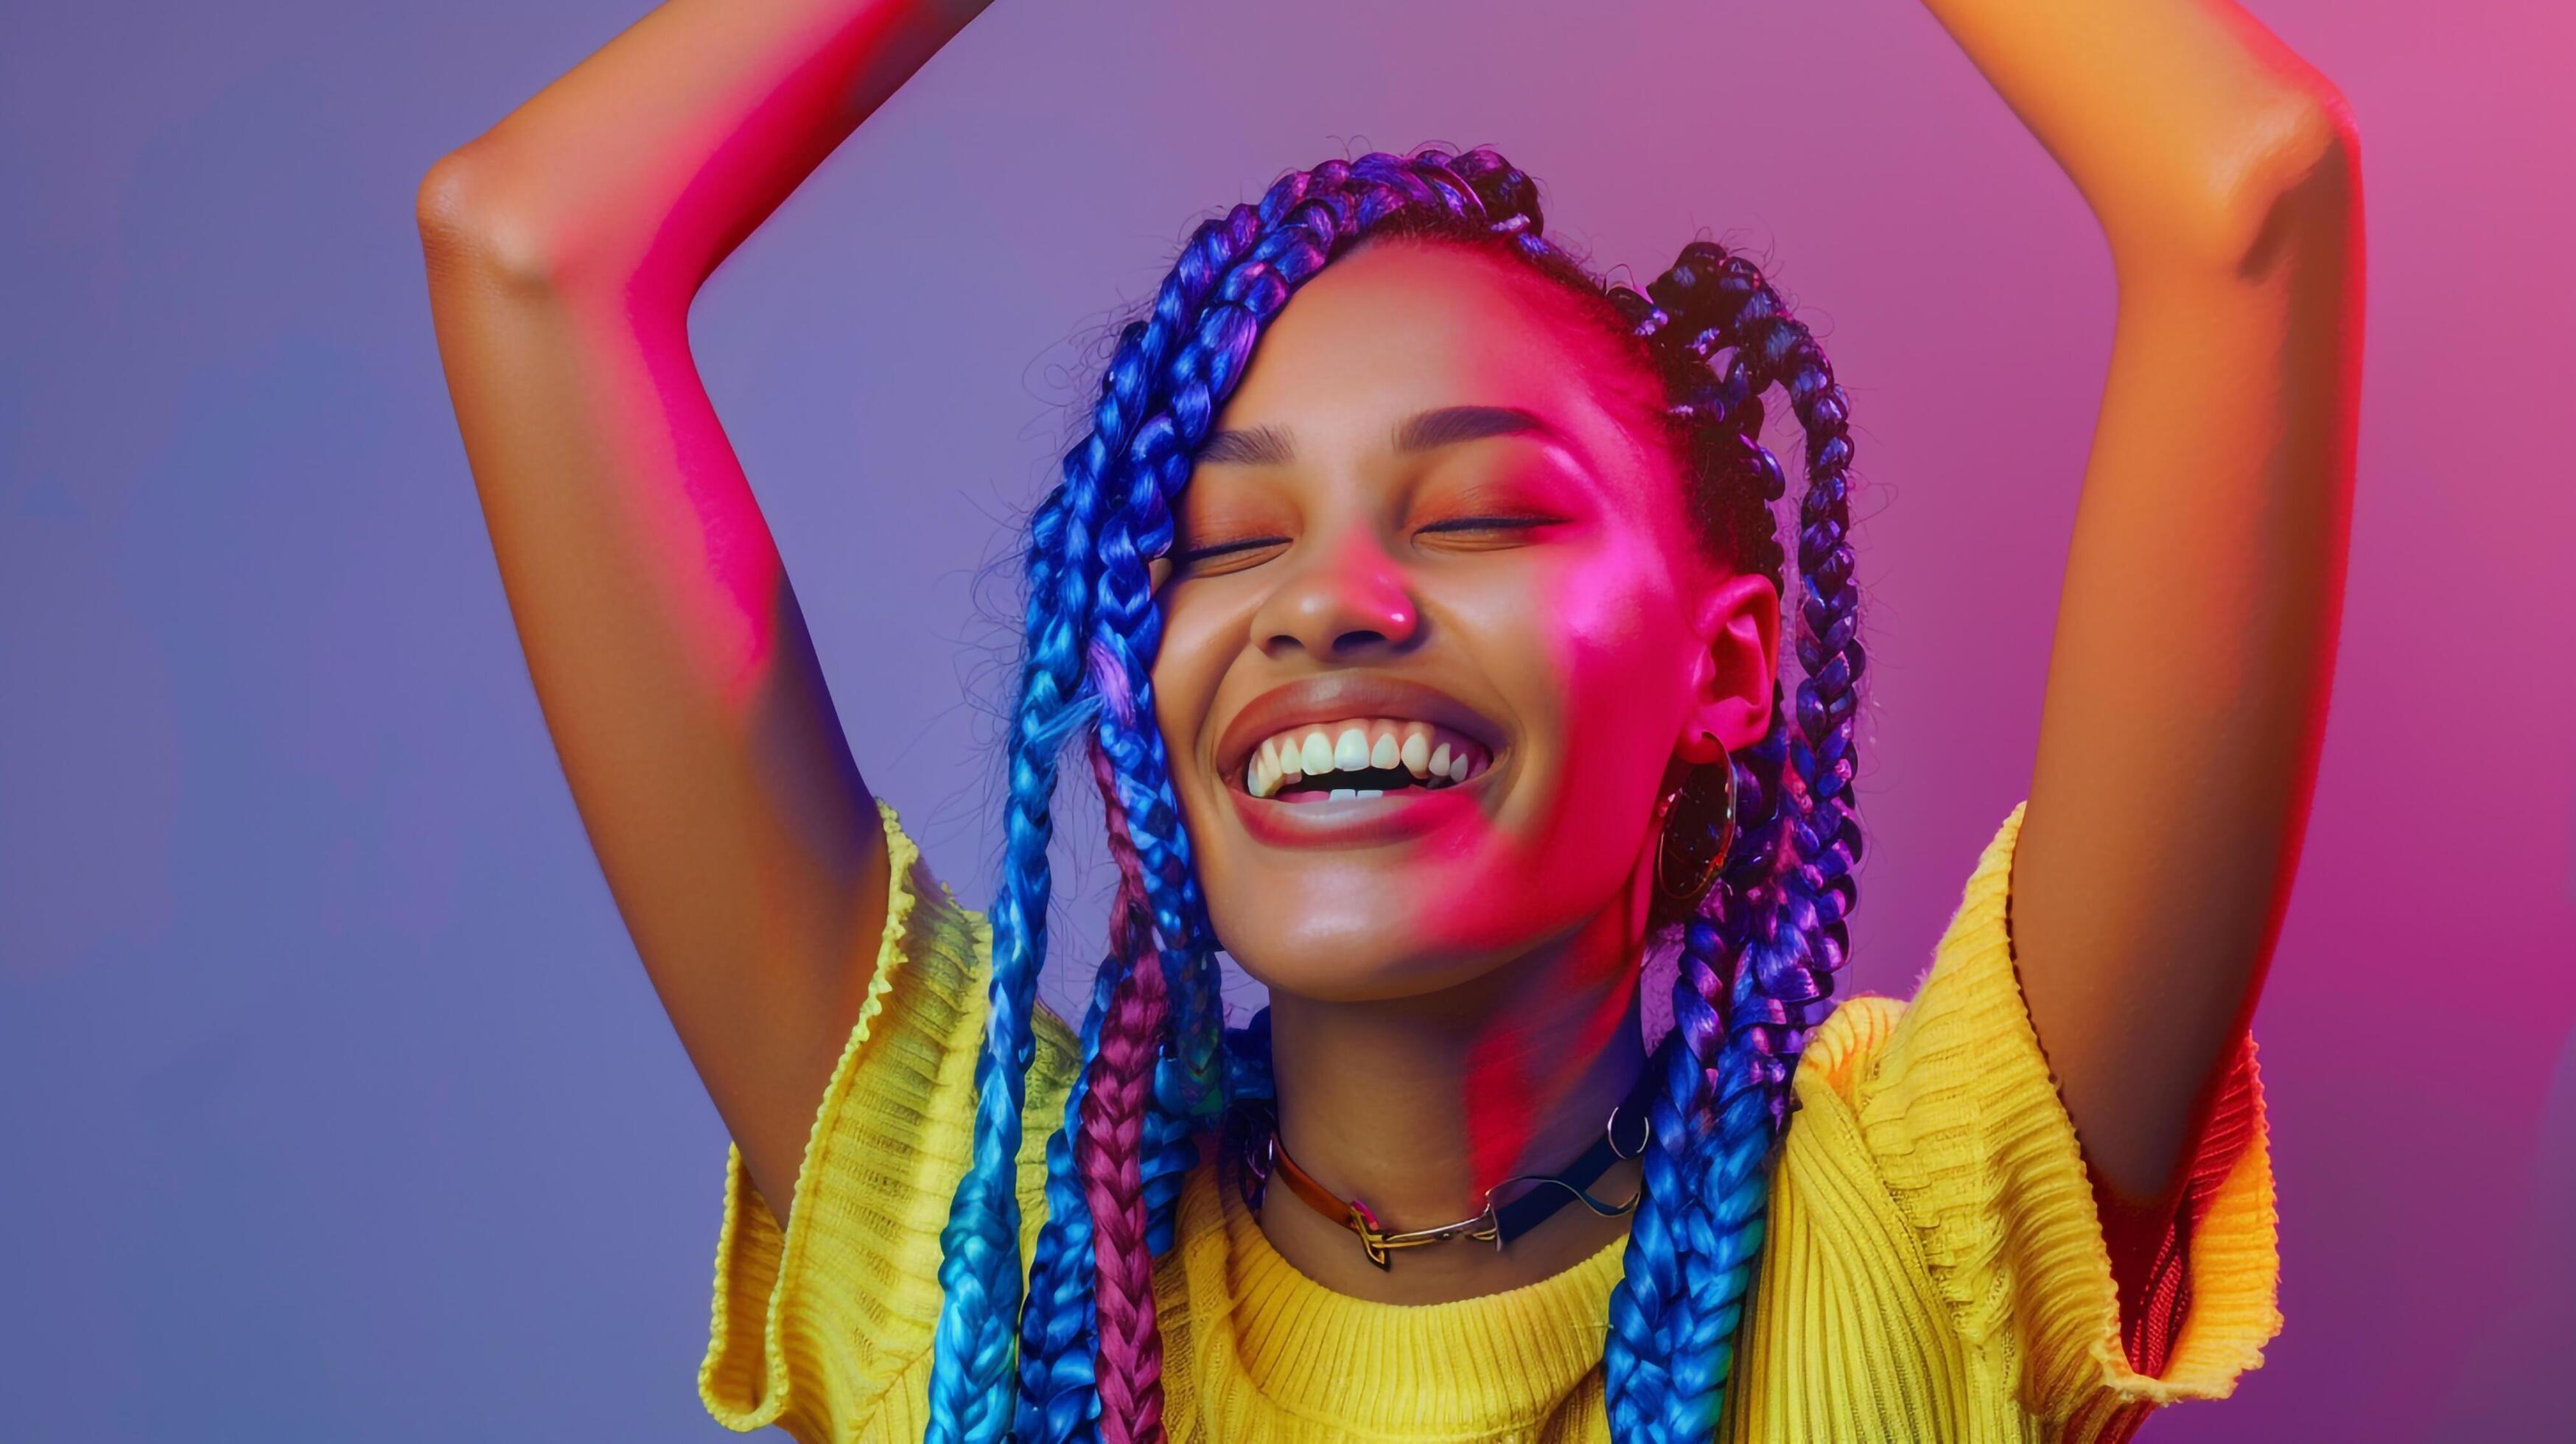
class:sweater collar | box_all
[1171,1161,1626,1434]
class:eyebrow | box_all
[1197,404,1557,467]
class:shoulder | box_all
[914,890,1081,1079]
[1791,800,2031,1107]
[872,797,1081,1073]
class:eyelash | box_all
[1170,536,1288,568]
[1169,516,1559,569]
[1419,514,1555,534]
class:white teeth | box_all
[1353,789,1383,799]
[1329,788,1356,802]
[1300,732,1333,775]
[1334,727,1370,771]
[1240,719,1494,798]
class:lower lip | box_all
[1225,769,1498,849]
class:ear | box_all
[1676,569,1779,765]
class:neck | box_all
[1260,904,1651,1304]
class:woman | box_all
[416,0,2359,1439]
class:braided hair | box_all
[925,146,1866,1444]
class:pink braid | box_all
[1082,740,1169,1444]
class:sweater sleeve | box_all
[696,799,1082,1442]
[1813,801,2282,1437]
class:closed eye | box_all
[1171,517,1560,572]
[1418,515,1557,533]
[1414,515,1567,549]
[1170,535,1291,570]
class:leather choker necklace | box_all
[1241,1040,1670,1270]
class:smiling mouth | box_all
[1240,719,1494,802]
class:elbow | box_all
[415,147,573,297]
[2143,92,2362,280]
[2222,91,2361,277]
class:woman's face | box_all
[1149,239,1778,1001]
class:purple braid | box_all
[1607,242,1867,1437]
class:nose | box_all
[1249,525,1422,660]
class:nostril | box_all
[1334,629,1392,651]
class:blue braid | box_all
[1604,981,1712,1432]
[1012,952,1121,1444]
[921,206,1266,1444]
[1092,203,1352,1110]
[1001,196,1313,1440]
[918,541,1093,1444]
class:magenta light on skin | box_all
[2,1,2572,1441]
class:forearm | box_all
[419,0,993,304]
[1930,0,2365,1322]
[1917,0,2352,268]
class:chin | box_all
[1212,905,1432,1004]
[1208,872,1575,1006]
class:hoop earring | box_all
[1653,740,1738,906]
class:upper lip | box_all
[1212,673,1507,782]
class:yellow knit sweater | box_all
[698,802,2280,1442]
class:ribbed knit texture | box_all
[699,800,2280,1443]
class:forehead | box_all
[1211,241,1653,468]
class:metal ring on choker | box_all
[1245,1031,1676,1271]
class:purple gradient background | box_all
[4,1,2572,1438]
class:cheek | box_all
[1391,551,1691,953]
[1147,594,1236,814]
[1502,555,1693,867]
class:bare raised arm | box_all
[1918,0,2360,1252]
[415,0,996,1220]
